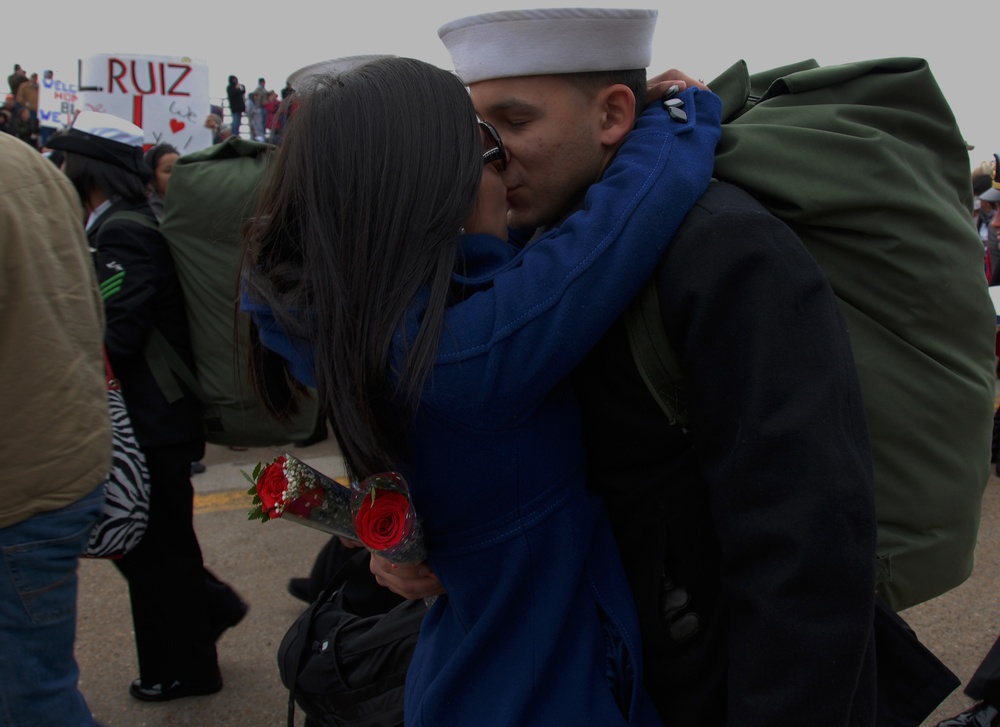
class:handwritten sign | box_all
[79,53,212,152]
[37,75,79,130]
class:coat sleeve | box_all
[435,89,721,420]
[656,204,877,725]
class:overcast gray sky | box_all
[6,0,991,168]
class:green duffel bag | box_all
[157,136,320,447]
[630,57,996,611]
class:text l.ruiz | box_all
[106,58,192,96]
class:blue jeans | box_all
[230,111,242,137]
[252,107,266,141]
[38,125,55,148]
[0,481,104,727]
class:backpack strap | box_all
[143,327,227,435]
[624,277,689,432]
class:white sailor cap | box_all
[438,7,657,85]
[47,110,148,177]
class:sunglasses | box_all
[479,120,507,171]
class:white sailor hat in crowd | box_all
[286,55,396,92]
[981,153,1000,203]
[48,110,148,177]
[438,7,657,85]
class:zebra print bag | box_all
[85,350,151,559]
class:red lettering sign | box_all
[105,57,193,97]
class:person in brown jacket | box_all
[0,132,112,727]
[14,71,38,114]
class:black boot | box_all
[938,703,1000,727]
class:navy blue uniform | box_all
[575,181,878,726]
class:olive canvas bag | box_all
[627,57,997,611]
[152,137,320,447]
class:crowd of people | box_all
[2,7,1000,727]
[223,74,293,144]
[1,62,294,153]
[2,64,40,146]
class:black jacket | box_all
[89,199,203,448]
[226,82,246,114]
[575,181,878,726]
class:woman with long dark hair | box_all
[241,57,720,725]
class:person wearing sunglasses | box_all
[365,7,889,727]
[241,53,720,725]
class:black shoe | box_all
[129,676,223,702]
[190,461,206,476]
[287,577,313,603]
[938,702,1000,727]
[209,597,248,642]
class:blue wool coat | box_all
[249,88,722,725]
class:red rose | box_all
[256,456,288,517]
[353,490,412,551]
[284,483,326,517]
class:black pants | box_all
[967,634,1000,707]
[114,440,222,685]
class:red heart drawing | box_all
[169,119,185,133]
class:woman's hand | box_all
[646,69,710,105]
[370,553,446,600]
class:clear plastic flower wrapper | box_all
[245,454,427,564]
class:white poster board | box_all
[37,75,79,130]
[79,53,212,153]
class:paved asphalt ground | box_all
[74,436,1000,727]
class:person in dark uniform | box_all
[369,7,882,726]
[50,112,247,703]
[226,75,246,137]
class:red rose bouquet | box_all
[349,471,427,564]
[245,454,426,564]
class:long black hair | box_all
[242,57,482,477]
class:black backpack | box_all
[277,549,428,727]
